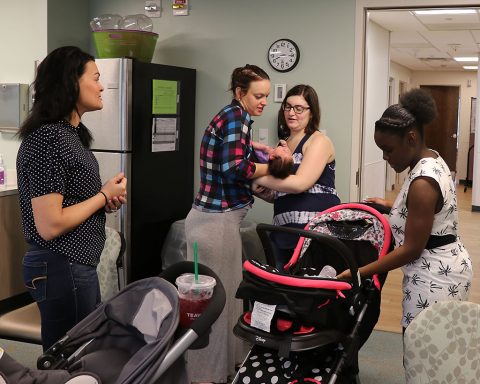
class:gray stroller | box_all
[0,261,225,384]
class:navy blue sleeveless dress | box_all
[270,133,340,266]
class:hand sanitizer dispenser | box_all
[0,154,5,187]
[0,83,29,132]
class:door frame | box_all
[351,0,480,200]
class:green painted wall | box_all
[47,0,90,52]
[88,0,356,223]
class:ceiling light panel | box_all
[414,9,477,15]
[413,10,480,32]
[454,57,479,62]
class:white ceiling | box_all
[369,8,480,71]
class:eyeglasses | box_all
[282,103,310,114]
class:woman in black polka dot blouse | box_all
[16,46,127,351]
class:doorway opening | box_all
[360,5,478,200]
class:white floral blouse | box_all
[389,151,473,328]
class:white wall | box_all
[390,61,412,101]
[0,1,48,171]
[473,68,480,208]
[410,71,477,184]
[389,61,412,187]
[88,0,357,224]
[361,20,389,200]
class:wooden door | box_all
[420,85,459,172]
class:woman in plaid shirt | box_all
[185,64,271,383]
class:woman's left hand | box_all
[105,195,127,214]
[336,269,352,280]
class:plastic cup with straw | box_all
[175,241,216,329]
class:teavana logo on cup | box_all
[255,336,266,343]
[187,313,201,319]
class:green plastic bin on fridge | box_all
[92,29,158,62]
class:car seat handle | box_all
[255,223,361,291]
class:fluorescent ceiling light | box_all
[463,66,478,70]
[414,9,477,15]
[454,57,479,62]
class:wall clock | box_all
[267,38,300,73]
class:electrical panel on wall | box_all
[173,0,188,16]
[145,0,161,18]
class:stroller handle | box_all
[159,261,226,337]
[354,201,391,215]
[256,223,361,291]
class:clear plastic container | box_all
[121,14,153,31]
[90,14,123,31]
[318,265,337,279]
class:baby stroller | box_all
[0,261,225,384]
[233,203,391,384]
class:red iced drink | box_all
[179,296,211,328]
[175,273,216,329]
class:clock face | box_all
[268,39,300,73]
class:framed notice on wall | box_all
[470,97,476,134]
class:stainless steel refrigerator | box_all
[82,58,196,284]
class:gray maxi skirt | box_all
[184,206,249,382]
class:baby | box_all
[252,140,293,202]
[253,140,293,178]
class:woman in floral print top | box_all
[338,88,472,331]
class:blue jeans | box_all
[23,244,100,351]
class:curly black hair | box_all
[375,88,438,138]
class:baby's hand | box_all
[270,141,292,160]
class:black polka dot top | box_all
[16,120,106,267]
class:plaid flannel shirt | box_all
[193,99,256,212]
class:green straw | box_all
[193,241,199,283]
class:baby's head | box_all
[268,142,293,179]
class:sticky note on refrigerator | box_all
[152,79,178,115]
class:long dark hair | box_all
[19,46,95,147]
[278,84,321,139]
[375,88,437,139]
[229,64,270,97]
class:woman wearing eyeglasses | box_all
[254,84,340,269]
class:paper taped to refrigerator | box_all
[152,80,178,114]
[152,117,178,152]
